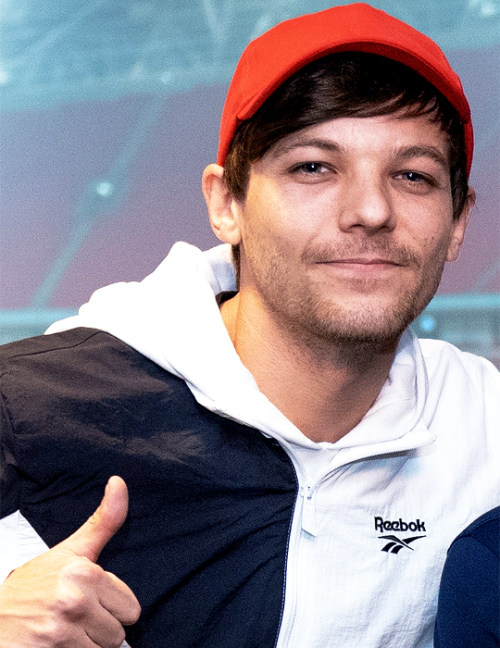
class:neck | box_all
[221,291,399,443]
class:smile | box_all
[322,258,402,266]
[316,258,403,271]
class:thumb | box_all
[58,475,129,563]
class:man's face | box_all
[229,112,470,349]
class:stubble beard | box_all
[247,240,446,368]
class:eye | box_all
[300,162,325,172]
[401,171,427,183]
[290,161,331,176]
[394,170,438,192]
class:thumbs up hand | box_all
[0,476,141,648]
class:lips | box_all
[315,259,404,278]
[322,258,402,266]
[303,244,419,268]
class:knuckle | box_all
[61,557,97,583]
[100,623,127,648]
[52,581,91,620]
[111,626,126,648]
[36,618,72,647]
[55,589,88,618]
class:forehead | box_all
[265,111,450,166]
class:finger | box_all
[100,571,141,626]
[57,476,129,563]
[83,605,128,648]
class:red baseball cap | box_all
[217,2,473,174]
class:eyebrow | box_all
[394,145,449,170]
[270,138,449,170]
[270,138,342,158]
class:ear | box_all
[202,163,243,245]
[446,187,475,262]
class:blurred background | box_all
[0,0,499,365]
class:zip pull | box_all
[300,480,317,536]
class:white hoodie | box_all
[5,242,500,647]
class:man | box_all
[1,3,499,647]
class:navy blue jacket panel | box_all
[434,507,500,648]
[0,328,298,648]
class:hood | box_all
[46,242,433,453]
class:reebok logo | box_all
[374,516,426,533]
[374,517,426,554]
[378,535,426,554]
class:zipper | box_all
[275,467,333,648]
[300,480,317,536]
[272,447,306,648]
[205,410,433,648]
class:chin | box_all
[299,293,432,352]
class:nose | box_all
[338,171,396,233]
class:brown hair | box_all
[224,52,468,220]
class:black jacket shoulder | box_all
[0,328,297,648]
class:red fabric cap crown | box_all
[217,2,473,174]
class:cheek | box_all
[400,197,455,257]
[243,193,304,251]
[418,228,456,268]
